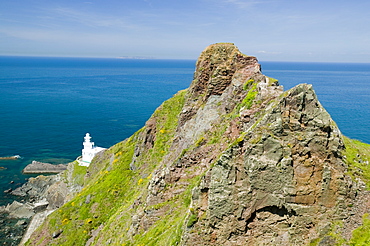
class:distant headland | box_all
[116,56,155,59]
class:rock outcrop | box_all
[0,201,35,219]
[11,175,59,201]
[0,161,85,245]
[182,83,357,245]
[23,161,67,174]
[23,43,370,245]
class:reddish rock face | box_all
[189,43,260,100]
[175,45,359,245]
[133,44,361,246]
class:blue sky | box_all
[1,0,369,62]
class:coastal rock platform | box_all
[23,161,68,174]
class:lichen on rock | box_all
[184,82,357,245]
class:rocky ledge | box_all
[23,161,68,174]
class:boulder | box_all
[11,175,59,198]
[6,201,34,219]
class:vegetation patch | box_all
[208,123,228,145]
[266,76,278,86]
[70,161,87,186]
[343,136,370,187]
[243,79,254,90]
[350,213,370,245]
[342,137,370,245]
[187,212,198,228]
[228,80,259,120]
[26,90,188,246]
[238,82,258,111]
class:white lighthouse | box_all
[79,133,106,166]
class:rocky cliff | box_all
[23,43,370,245]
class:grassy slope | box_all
[26,90,188,246]
[344,137,370,186]
[343,137,370,246]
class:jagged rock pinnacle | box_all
[189,43,260,100]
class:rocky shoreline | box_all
[0,161,81,245]
[0,174,60,245]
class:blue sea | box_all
[0,57,370,209]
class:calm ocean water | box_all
[0,57,369,208]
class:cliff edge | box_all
[24,43,370,246]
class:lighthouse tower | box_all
[82,133,95,163]
[80,133,106,166]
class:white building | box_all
[79,133,106,166]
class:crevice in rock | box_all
[322,125,332,139]
[244,205,296,232]
[200,187,209,193]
